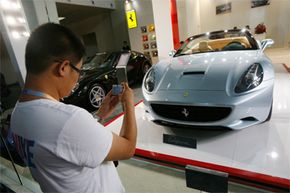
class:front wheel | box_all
[88,84,106,111]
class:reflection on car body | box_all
[63,50,151,112]
[143,29,274,130]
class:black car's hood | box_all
[80,66,113,82]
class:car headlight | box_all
[144,68,155,92]
[235,63,264,93]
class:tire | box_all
[87,84,106,111]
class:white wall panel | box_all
[177,0,201,42]
[178,0,290,48]
[125,0,157,63]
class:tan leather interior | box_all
[192,37,251,53]
[198,41,213,52]
[207,37,250,50]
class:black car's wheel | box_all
[88,84,106,111]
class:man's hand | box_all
[120,83,134,106]
[105,83,137,161]
[96,90,119,119]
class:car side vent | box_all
[183,71,205,75]
[241,117,257,121]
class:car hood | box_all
[156,50,262,91]
[80,67,112,82]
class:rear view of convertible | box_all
[142,29,274,130]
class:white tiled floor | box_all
[117,158,268,193]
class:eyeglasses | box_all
[69,62,82,74]
[55,60,84,80]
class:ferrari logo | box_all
[182,108,189,118]
[126,10,137,29]
[183,91,189,97]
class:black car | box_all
[62,50,152,112]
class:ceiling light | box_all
[1,0,21,10]
[6,16,17,25]
[11,31,20,39]
[22,31,30,37]
[0,0,10,9]
[270,151,278,159]
[11,2,21,10]
[17,17,25,23]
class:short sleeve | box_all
[56,109,112,168]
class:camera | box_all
[116,66,127,84]
[112,84,123,95]
[112,53,129,95]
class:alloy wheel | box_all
[89,85,105,108]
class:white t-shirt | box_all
[11,99,125,193]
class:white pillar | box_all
[151,0,174,60]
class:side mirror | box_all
[169,50,176,56]
[261,39,274,51]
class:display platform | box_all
[105,72,290,191]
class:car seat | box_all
[198,41,213,52]
[222,41,246,51]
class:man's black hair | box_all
[25,23,85,74]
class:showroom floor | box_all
[0,47,289,193]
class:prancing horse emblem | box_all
[182,108,189,118]
[183,91,189,97]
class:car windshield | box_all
[175,29,259,57]
[82,53,112,70]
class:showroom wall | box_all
[124,0,159,64]
[64,12,117,53]
[110,0,130,51]
[1,0,128,83]
[288,22,290,47]
[177,0,290,48]
[62,1,129,53]
[177,0,201,42]
[0,33,18,84]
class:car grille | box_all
[151,104,231,122]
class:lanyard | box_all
[22,89,58,102]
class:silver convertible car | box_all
[142,29,274,130]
